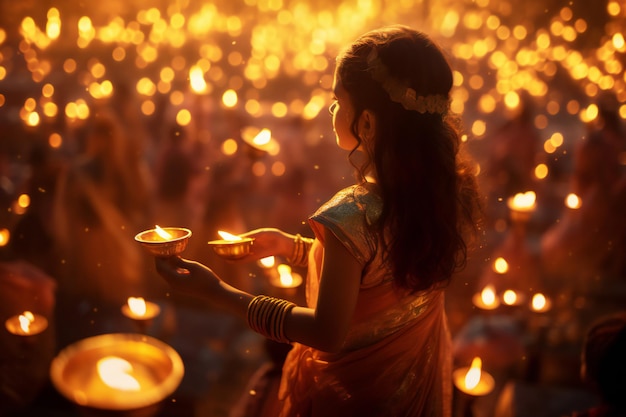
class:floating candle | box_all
[472,285,500,310]
[121,297,161,321]
[5,310,48,336]
[530,292,551,313]
[507,191,537,212]
[453,357,495,396]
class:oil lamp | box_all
[5,310,48,336]
[134,226,191,257]
[50,333,184,415]
[207,230,254,260]
[453,356,495,396]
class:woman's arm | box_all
[284,230,362,352]
[154,228,362,353]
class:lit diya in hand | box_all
[135,225,191,257]
[5,310,48,336]
[208,231,254,260]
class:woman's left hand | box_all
[154,256,222,299]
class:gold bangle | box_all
[288,234,314,267]
[247,295,295,344]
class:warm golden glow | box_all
[217,230,242,241]
[127,297,147,317]
[464,357,482,390]
[97,357,141,391]
[0,229,10,247]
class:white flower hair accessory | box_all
[367,49,449,115]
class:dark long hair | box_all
[337,25,483,292]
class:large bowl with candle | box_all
[50,333,184,412]
[207,238,254,260]
[134,227,191,257]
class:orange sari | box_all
[278,184,452,417]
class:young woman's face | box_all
[330,71,360,151]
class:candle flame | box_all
[217,230,242,241]
[259,256,275,268]
[127,297,147,317]
[502,289,518,305]
[252,128,271,146]
[565,193,582,209]
[189,65,207,93]
[532,293,547,311]
[97,356,141,391]
[277,264,294,287]
[493,257,509,274]
[481,285,496,306]
[508,191,536,211]
[19,311,35,333]
[154,225,173,240]
[464,357,482,390]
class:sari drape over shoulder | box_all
[278,183,452,417]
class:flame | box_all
[154,225,173,240]
[509,191,536,211]
[127,297,147,317]
[493,257,509,274]
[259,256,275,268]
[19,311,35,333]
[218,230,242,241]
[464,357,482,390]
[252,128,271,147]
[480,285,497,306]
[189,65,207,93]
[565,193,582,209]
[277,264,294,287]
[502,289,518,305]
[532,293,547,311]
[97,356,141,391]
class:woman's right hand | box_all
[236,227,295,261]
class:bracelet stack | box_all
[247,295,296,344]
[288,234,314,267]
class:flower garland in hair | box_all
[367,50,449,115]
